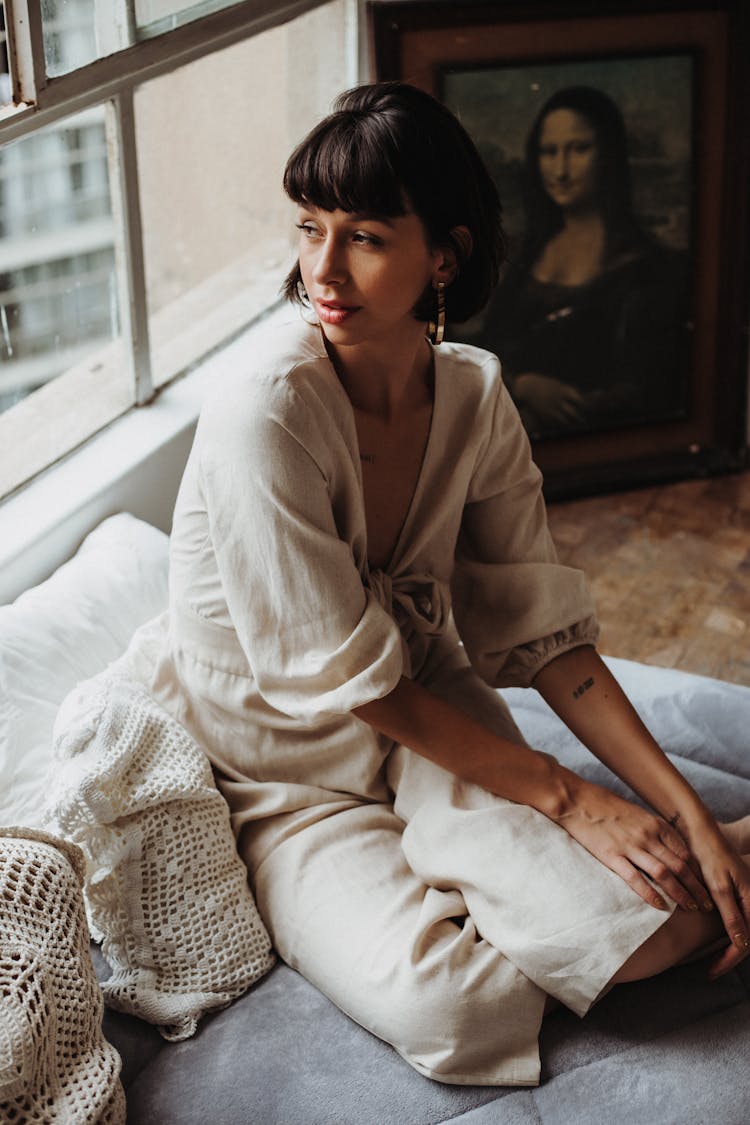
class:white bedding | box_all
[0,515,168,827]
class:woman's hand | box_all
[514,372,584,427]
[534,647,750,978]
[555,779,710,914]
[679,819,750,978]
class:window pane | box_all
[135,0,352,387]
[38,1,327,76]
[135,0,242,38]
[0,104,130,493]
[0,104,118,406]
[41,0,136,78]
[1,2,11,108]
[41,0,100,77]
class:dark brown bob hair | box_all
[282,82,504,324]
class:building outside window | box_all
[1,2,113,411]
[0,0,356,496]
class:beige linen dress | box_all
[129,317,671,1086]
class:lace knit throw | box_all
[45,668,275,1042]
[0,827,126,1124]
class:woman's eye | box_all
[572,142,593,154]
[352,231,382,246]
[295,223,320,238]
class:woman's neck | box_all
[558,200,605,237]
[325,327,433,421]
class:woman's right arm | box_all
[354,674,708,917]
[355,675,567,815]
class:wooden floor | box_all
[546,470,750,688]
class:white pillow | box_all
[0,514,169,828]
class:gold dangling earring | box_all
[428,281,446,346]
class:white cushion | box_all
[0,514,169,828]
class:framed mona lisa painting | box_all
[371,0,750,498]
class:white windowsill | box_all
[0,301,293,605]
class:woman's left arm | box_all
[534,644,750,977]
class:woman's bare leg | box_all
[610,849,750,986]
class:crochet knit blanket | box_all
[45,663,275,1041]
[0,826,126,1123]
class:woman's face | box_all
[537,108,599,213]
[295,205,441,349]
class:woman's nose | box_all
[312,237,346,285]
[553,150,569,178]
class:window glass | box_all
[38,1,324,77]
[135,0,352,386]
[0,105,120,414]
[41,0,101,78]
[135,0,241,38]
[1,2,11,108]
[0,0,354,498]
[0,104,130,496]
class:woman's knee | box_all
[610,907,725,985]
[362,932,542,1083]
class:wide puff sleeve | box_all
[451,370,598,688]
[196,368,403,722]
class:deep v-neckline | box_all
[372,357,439,574]
[321,336,441,575]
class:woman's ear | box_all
[433,225,474,286]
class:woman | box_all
[469,86,689,438]
[134,82,749,1086]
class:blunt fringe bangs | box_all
[283,111,408,222]
[282,82,505,324]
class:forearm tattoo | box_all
[668,812,683,832]
[572,676,594,700]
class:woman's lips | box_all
[547,179,574,194]
[316,300,361,325]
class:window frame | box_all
[0,0,355,499]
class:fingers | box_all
[708,942,747,980]
[562,388,584,407]
[609,820,711,914]
[657,820,705,877]
[609,856,671,912]
[706,876,750,980]
[558,389,584,424]
[631,843,709,914]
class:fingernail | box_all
[733,933,748,950]
[686,901,699,912]
[702,901,714,912]
[653,895,668,911]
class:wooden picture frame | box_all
[371,1,750,497]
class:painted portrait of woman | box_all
[453,81,691,440]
